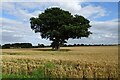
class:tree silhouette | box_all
[30,7,92,50]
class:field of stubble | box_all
[1,46,118,78]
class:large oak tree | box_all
[30,7,92,50]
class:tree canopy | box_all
[30,7,92,50]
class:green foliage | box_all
[44,61,55,69]
[31,66,45,78]
[32,61,55,78]
[2,62,56,79]
[30,7,92,50]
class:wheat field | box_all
[1,46,118,78]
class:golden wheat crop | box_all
[1,46,118,78]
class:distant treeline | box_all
[1,43,33,49]
[63,44,118,47]
[0,43,118,49]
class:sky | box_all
[0,0,119,46]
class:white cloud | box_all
[80,5,107,18]
[2,1,107,20]
[1,17,51,45]
[30,10,42,17]
[2,29,14,33]
[47,1,107,19]
[89,19,118,43]
[50,0,82,14]
[1,0,119,2]
[1,18,22,26]
[2,2,15,12]
[1,2,118,45]
[1,17,31,34]
[2,3,40,22]
[90,19,118,33]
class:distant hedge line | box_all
[2,43,33,49]
[0,43,118,49]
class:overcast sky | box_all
[0,0,119,45]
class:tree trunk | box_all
[55,45,60,50]
[51,40,60,51]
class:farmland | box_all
[1,46,118,78]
